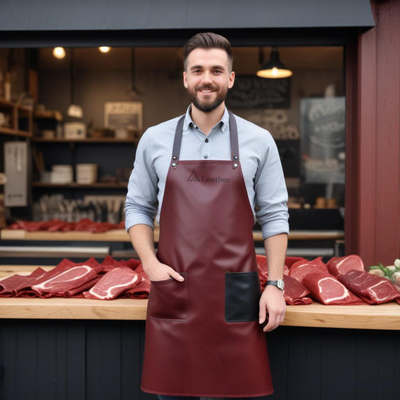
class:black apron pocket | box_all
[225,271,261,322]
[148,272,188,320]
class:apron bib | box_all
[141,112,273,398]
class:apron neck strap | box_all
[171,111,239,169]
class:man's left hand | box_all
[259,285,286,332]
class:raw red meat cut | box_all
[32,265,98,296]
[255,255,312,305]
[59,277,101,297]
[122,263,151,299]
[0,267,47,297]
[57,257,102,274]
[62,222,77,232]
[289,259,329,283]
[285,257,307,269]
[83,268,140,300]
[100,255,141,273]
[256,255,292,286]
[327,255,364,277]
[302,272,365,305]
[338,270,400,304]
[282,275,312,305]
[256,255,269,287]
[47,220,69,231]
[7,218,124,234]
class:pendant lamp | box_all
[257,47,292,79]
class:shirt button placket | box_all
[203,137,209,159]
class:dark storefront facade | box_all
[1,0,398,266]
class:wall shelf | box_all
[34,110,63,121]
[32,182,129,189]
[0,98,33,137]
[31,137,139,144]
[0,127,32,137]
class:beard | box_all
[187,84,228,113]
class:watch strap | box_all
[265,279,284,290]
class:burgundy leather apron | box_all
[141,112,273,398]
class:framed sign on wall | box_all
[104,101,143,132]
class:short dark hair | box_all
[183,32,233,71]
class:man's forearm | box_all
[263,233,288,280]
[128,224,158,267]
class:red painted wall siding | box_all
[348,0,400,266]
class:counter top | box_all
[0,229,344,242]
[0,266,398,330]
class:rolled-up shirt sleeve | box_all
[255,134,290,240]
[125,130,158,232]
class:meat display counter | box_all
[0,265,398,400]
[0,265,398,329]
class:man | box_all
[125,32,289,400]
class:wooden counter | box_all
[0,228,344,242]
[0,266,398,330]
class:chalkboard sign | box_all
[226,75,291,109]
[300,97,345,184]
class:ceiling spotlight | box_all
[53,47,66,59]
[99,46,111,53]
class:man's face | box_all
[183,48,235,113]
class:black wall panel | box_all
[0,321,399,400]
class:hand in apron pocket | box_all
[148,272,188,320]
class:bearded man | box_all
[125,32,289,400]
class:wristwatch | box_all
[265,279,285,291]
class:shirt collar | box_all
[182,104,230,133]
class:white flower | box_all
[394,259,400,268]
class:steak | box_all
[283,275,312,305]
[31,265,98,296]
[289,258,329,283]
[327,255,364,277]
[338,270,400,304]
[0,267,47,297]
[123,264,151,299]
[302,272,365,305]
[83,268,140,300]
[256,255,312,305]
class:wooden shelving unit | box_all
[34,110,63,121]
[0,98,33,137]
[32,182,129,189]
[32,137,140,144]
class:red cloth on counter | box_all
[338,270,400,305]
